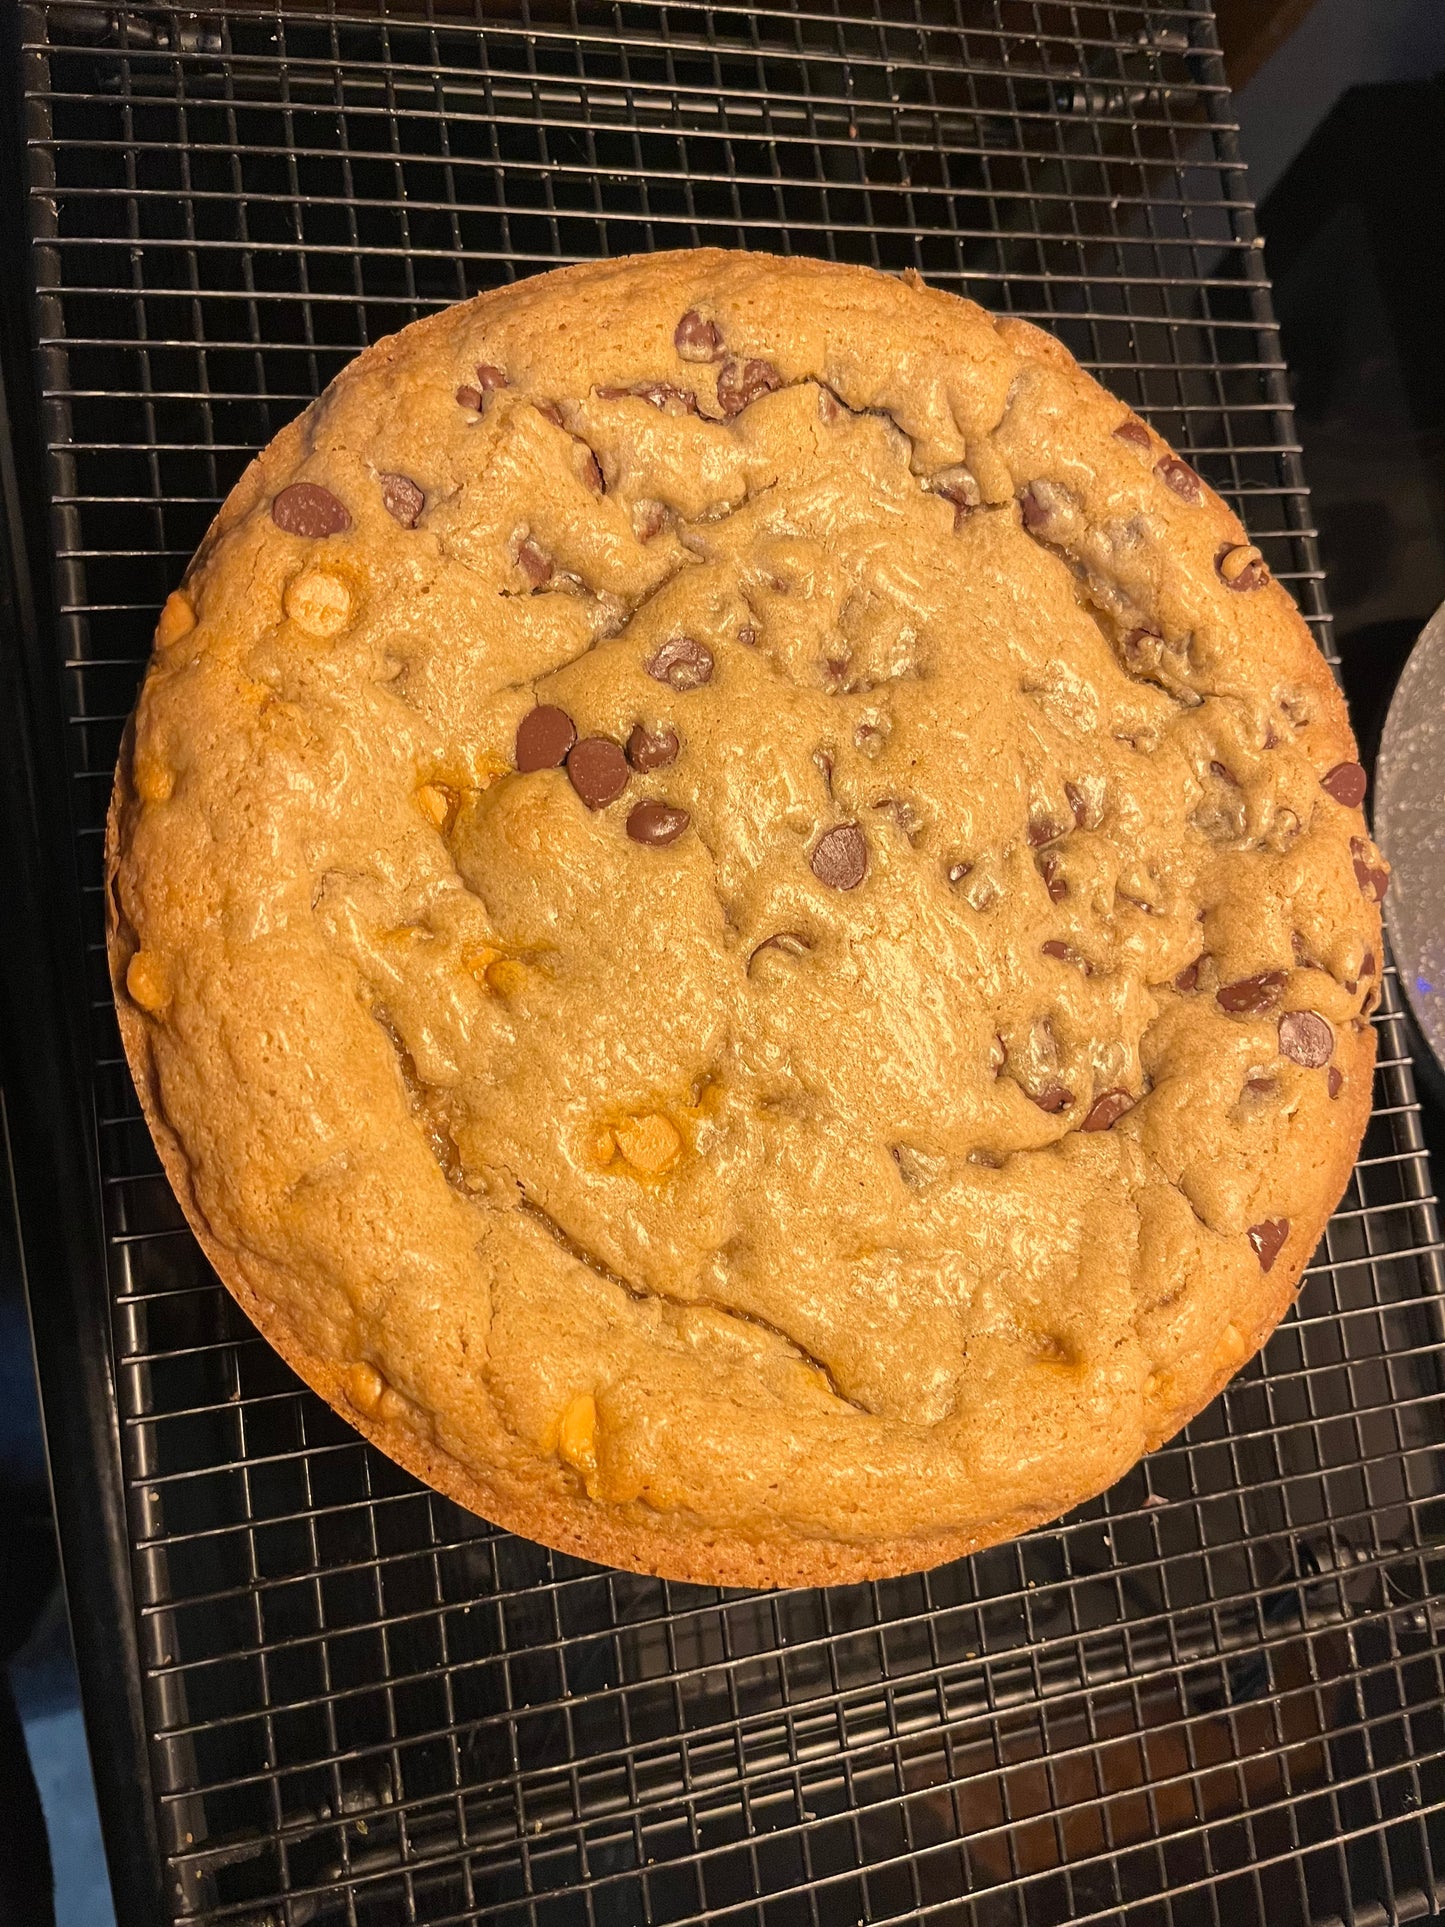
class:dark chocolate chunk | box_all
[1155,455,1202,504]
[1278,1010,1333,1068]
[1113,419,1152,452]
[1360,949,1377,979]
[1175,959,1202,993]
[647,635,714,691]
[1028,811,1064,847]
[1040,853,1067,902]
[271,482,351,538]
[1082,1089,1133,1132]
[379,472,424,528]
[626,722,680,772]
[737,625,757,647]
[1042,940,1072,960]
[810,823,868,891]
[1216,970,1288,1015]
[566,737,630,810]
[716,357,782,418]
[626,800,689,847]
[1328,1066,1344,1099]
[515,705,576,772]
[1321,761,1368,808]
[675,310,724,361]
[1247,1219,1289,1272]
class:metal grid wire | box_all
[14,1,1445,1921]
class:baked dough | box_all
[107,251,1383,1586]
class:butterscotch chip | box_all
[124,950,170,1012]
[156,588,196,646]
[108,251,1377,1591]
[283,568,352,637]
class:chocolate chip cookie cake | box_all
[107,251,1384,1587]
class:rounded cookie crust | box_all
[107,251,1382,1587]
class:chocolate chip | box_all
[626,722,679,772]
[1209,760,1239,787]
[1113,419,1152,453]
[1064,781,1096,829]
[1247,1219,1289,1272]
[598,380,699,416]
[1353,856,1390,901]
[1321,761,1367,808]
[1040,853,1067,902]
[1028,811,1064,847]
[566,737,630,810]
[810,823,868,891]
[1328,1066,1344,1099]
[1019,486,1051,533]
[1082,1089,1133,1132]
[271,482,351,538]
[947,860,973,885]
[1360,949,1377,979]
[515,704,576,772]
[635,382,698,416]
[1042,940,1070,960]
[930,464,981,511]
[379,473,424,528]
[1120,627,1164,674]
[717,357,783,417]
[749,931,811,971]
[1246,1076,1278,1096]
[647,636,714,691]
[475,363,507,392]
[1155,455,1202,504]
[627,800,689,847]
[1031,1083,1073,1114]
[1279,1009,1333,1068]
[577,449,604,495]
[737,625,757,647]
[1216,971,1288,1015]
[634,499,669,542]
[515,536,553,587]
[535,400,566,427]
[1175,960,1201,993]
[455,385,483,410]
[675,310,723,361]
[1215,543,1269,591]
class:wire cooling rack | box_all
[6,3,1445,1923]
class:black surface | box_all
[4,5,1445,1926]
[1261,74,1445,1184]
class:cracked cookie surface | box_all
[107,251,1381,1586]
